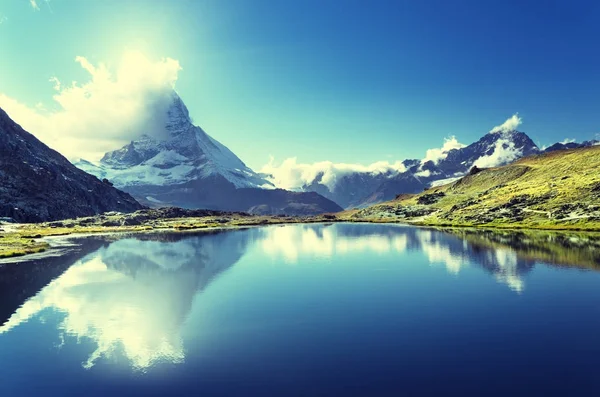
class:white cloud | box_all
[421,136,466,164]
[0,51,182,161]
[414,169,431,178]
[472,138,522,168]
[260,157,407,191]
[560,138,575,144]
[0,15,7,24]
[29,0,40,11]
[490,113,522,133]
[261,135,467,191]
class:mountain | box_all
[366,130,540,203]
[288,130,540,209]
[76,93,342,216]
[0,108,143,223]
[542,140,599,153]
[345,145,600,230]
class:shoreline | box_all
[3,211,600,262]
[341,218,600,233]
[0,212,337,260]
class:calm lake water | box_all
[1,223,600,396]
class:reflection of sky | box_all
[0,225,533,370]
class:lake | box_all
[1,223,600,396]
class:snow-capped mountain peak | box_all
[77,91,273,190]
[165,93,193,137]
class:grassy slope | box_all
[343,145,600,230]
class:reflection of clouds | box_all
[260,225,409,262]
[416,230,526,292]
[489,249,523,293]
[260,225,528,292]
[2,255,185,369]
[0,232,248,370]
[416,230,469,274]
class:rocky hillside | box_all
[345,145,600,230]
[0,108,143,222]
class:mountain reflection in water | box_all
[0,223,599,372]
[0,230,255,370]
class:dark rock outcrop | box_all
[0,108,143,222]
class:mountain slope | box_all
[76,93,342,215]
[0,108,143,223]
[345,145,600,230]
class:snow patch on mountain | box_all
[430,176,463,187]
[77,158,197,187]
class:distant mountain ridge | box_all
[76,92,342,216]
[285,130,541,209]
[542,139,599,153]
[0,108,143,222]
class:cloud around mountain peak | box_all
[0,52,181,161]
[490,113,522,134]
[421,136,466,164]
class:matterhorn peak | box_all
[164,92,193,136]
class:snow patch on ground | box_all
[145,196,164,204]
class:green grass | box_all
[343,145,600,231]
[0,234,50,258]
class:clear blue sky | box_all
[1,0,599,168]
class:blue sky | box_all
[1,0,599,169]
